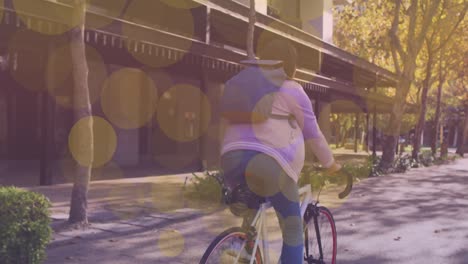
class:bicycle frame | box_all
[234,184,314,264]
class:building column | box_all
[205,7,211,44]
[364,112,370,152]
[354,113,359,153]
[318,101,332,142]
[0,84,6,159]
[453,126,458,148]
[200,70,224,170]
[39,91,54,186]
[372,104,377,158]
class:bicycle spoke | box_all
[200,228,262,264]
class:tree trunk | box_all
[431,63,446,156]
[456,105,468,157]
[340,126,348,148]
[68,0,93,225]
[247,0,256,59]
[380,75,411,171]
[382,0,442,170]
[431,85,442,155]
[412,53,433,160]
[335,123,341,148]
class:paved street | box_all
[36,158,468,263]
[335,158,468,263]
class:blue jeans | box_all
[221,150,304,264]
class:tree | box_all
[458,105,468,156]
[68,0,93,225]
[335,0,459,170]
[381,0,447,170]
[431,52,447,155]
[451,54,468,156]
[412,1,467,159]
[247,0,256,59]
[430,13,467,156]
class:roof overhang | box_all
[0,0,400,108]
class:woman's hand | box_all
[326,162,342,175]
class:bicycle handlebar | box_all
[309,165,353,199]
[338,171,353,199]
[201,165,353,200]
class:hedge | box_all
[0,187,52,264]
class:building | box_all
[0,0,398,186]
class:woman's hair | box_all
[258,38,298,78]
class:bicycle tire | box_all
[303,206,337,264]
[199,227,263,264]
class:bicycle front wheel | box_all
[199,227,263,264]
[304,206,337,264]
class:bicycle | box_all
[199,167,353,264]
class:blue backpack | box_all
[221,60,289,124]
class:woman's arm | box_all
[288,84,340,170]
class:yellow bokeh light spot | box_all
[46,43,107,109]
[68,116,117,168]
[157,229,185,257]
[157,84,211,142]
[13,0,82,35]
[122,0,194,67]
[245,153,281,197]
[101,68,158,129]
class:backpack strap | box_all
[270,114,297,129]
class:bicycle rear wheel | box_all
[199,227,263,264]
[303,206,337,264]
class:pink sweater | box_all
[221,80,335,182]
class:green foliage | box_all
[185,171,223,203]
[419,150,435,167]
[369,155,385,177]
[299,161,373,190]
[334,0,467,166]
[0,187,52,264]
[342,160,371,179]
[394,154,415,173]
[298,167,328,191]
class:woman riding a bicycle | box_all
[220,39,342,263]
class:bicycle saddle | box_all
[225,184,266,217]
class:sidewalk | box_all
[30,173,253,264]
[30,157,468,263]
